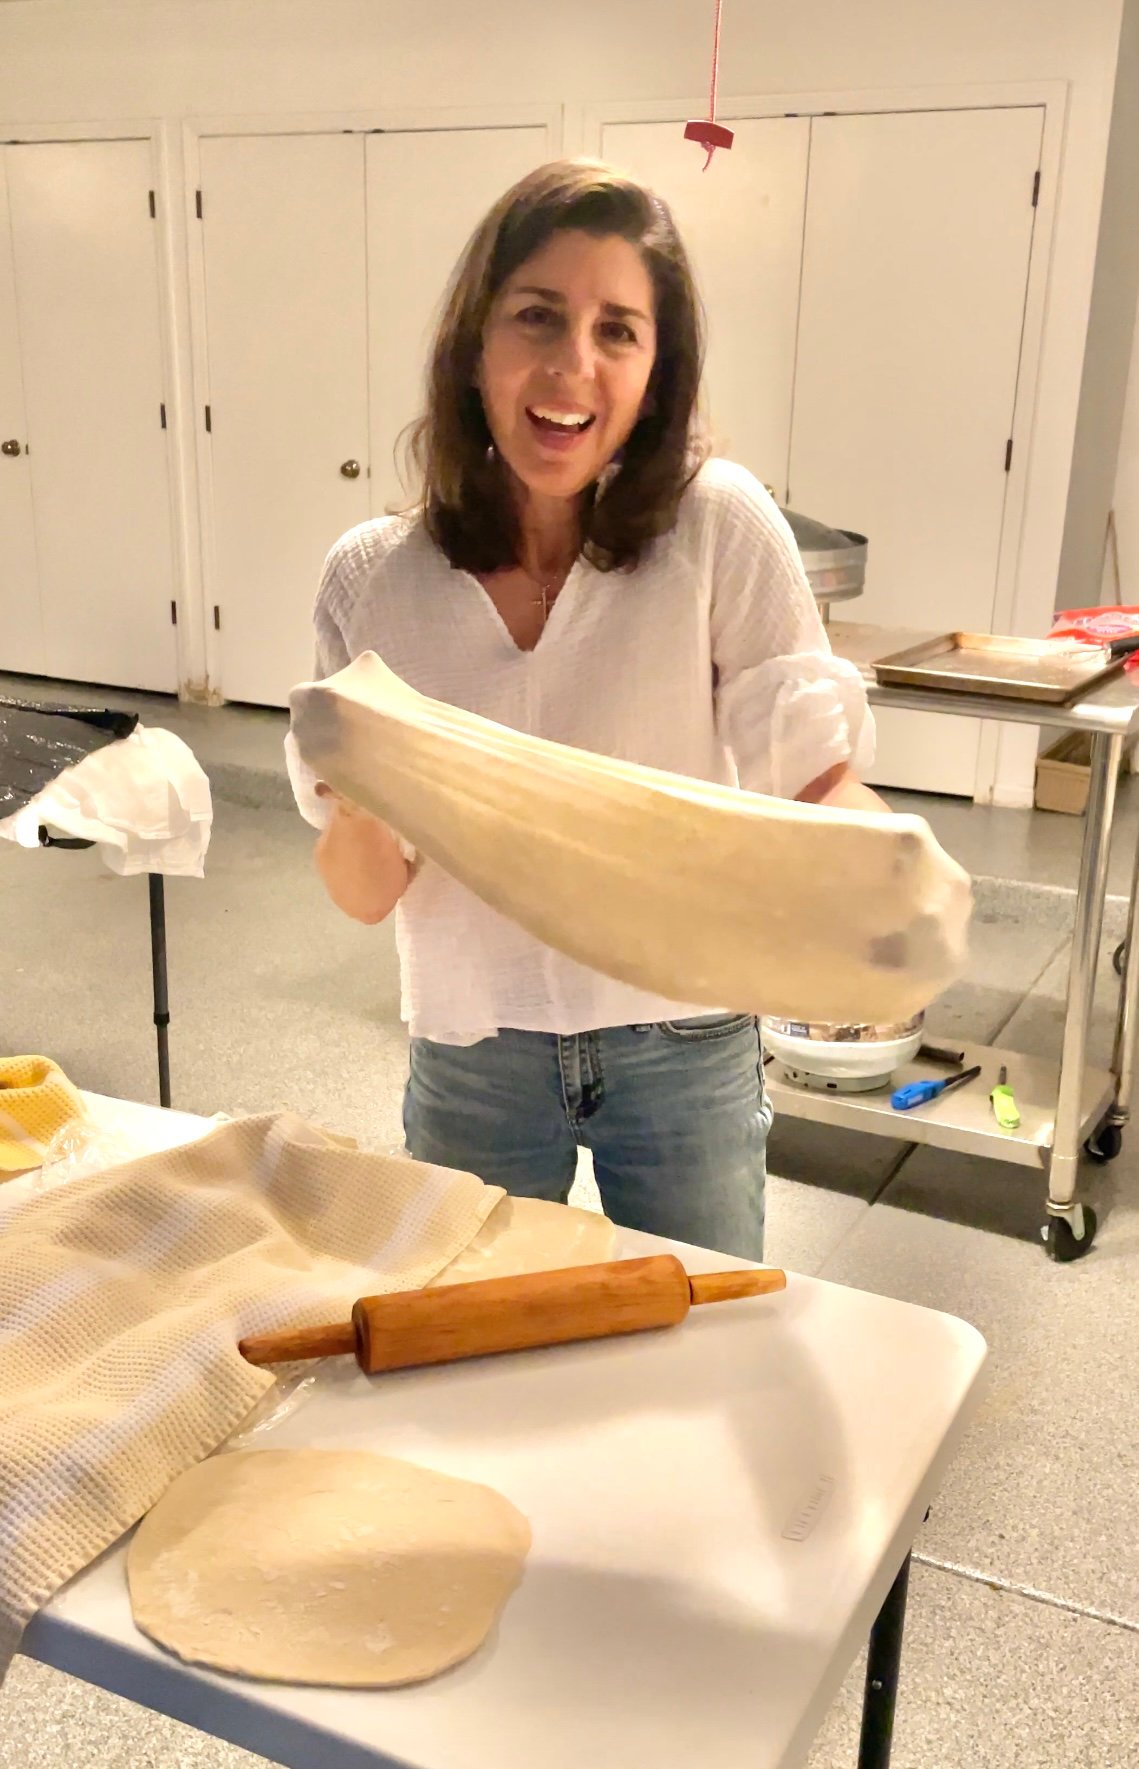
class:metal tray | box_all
[872,632,1120,704]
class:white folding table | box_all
[16,1096,987,1769]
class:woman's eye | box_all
[516,305,556,327]
[600,320,637,345]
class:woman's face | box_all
[477,229,658,505]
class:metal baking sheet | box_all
[872,632,1121,704]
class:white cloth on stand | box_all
[0,726,212,878]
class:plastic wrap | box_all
[0,698,137,816]
[38,1110,231,1191]
[222,1364,327,1448]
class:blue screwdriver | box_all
[891,1064,981,1113]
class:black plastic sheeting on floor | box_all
[0,697,138,817]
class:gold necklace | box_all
[524,563,570,623]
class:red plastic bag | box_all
[1048,606,1139,672]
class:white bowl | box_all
[761,1014,925,1083]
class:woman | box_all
[290,159,880,1261]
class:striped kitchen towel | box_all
[0,1110,503,1678]
[0,1056,86,1176]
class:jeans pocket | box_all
[659,1013,757,1044]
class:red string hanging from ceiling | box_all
[684,0,734,169]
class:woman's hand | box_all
[313,783,412,924]
[796,761,891,815]
[315,780,367,815]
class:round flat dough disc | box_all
[127,1449,531,1686]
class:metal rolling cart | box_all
[767,621,1139,1263]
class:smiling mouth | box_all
[526,406,596,437]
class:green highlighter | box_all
[990,1065,1021,1130]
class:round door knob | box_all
[1,439,22,457]
[340,459,361,479]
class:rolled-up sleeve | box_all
[285,539,418,865]
[284,556,353,832]
[708,466,875,799]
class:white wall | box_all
[0,0,1130,798]
[1058,0,1139,609]
[1111,288,1139,601]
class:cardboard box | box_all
[1034,732,1120,815]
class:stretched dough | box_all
[128,1449,530,1686]
[290,653,971,1024]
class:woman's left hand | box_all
[796,762,891,814]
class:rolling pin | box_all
[238,1255,786,1375]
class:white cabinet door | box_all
[201,126,552,706]
[0,155,42,676]
[601,118,811,498]
[6,139,177,691]
[367,127,550,517]
[200,133,371,707]
[788,108,1043,795]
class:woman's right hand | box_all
[315,779,364,813]
[313,784,412,925]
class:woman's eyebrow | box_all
[603,300,651,325]
[510,284,651,325]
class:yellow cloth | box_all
[0,1110,503,1678]
[0,1056,86,1175]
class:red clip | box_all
[683,118,735,170]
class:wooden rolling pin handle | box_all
[238,1320,357,1367]
[688,1268,787,1304]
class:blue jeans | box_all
[403,1016,771,1260]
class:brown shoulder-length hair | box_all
[401,158,708,574]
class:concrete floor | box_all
[2,682,1138,1767]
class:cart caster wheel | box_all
[1113,941,1127,977]
[1085,1124,1123,1163]
[1042,1206,1098,1262]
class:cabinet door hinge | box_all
[204,405,212,433]
[1004,438,1014,472]
[213,605,221,631]
[148,190,156,219]
[160,403,167,429]
[170,600,178,625]
[195,189,203,219]
[1032,169,1041,208]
